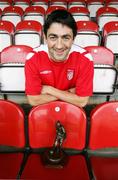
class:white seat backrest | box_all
[0,64,25,92]
[23,14,44,25]
[93,65,117,93]
[2,14,22,26]
[0,64,117,94]
[74,32,100,47]
[32,3,48,10]
[98,16,118,31]
[14,4,29,11]
[14,31,41,48]
[0,3,10,10]
[88,4,103,18]
[0,33,12,51]
[73,14,90,22]
[105,32,118,54]
[108,4,118,10]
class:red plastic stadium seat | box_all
[0,45,33,94]
[68,6,90,22]
[0,0,12,10]
[103,21,118,54]
[1,45,33,63]
[87,0,104,18]
[32,0,48,11]
[68,0,86,9]
[85,46,117,100]
[0,20,14,51]
[0,99,25,179]
[46,6,66,15]
[96,6,118,31]
[24,6,45,25]
[85,45,114,64]
[88,101,118,180]
[2,6,24,26]
[14,20,42,48]
[49,0,67,8]
[105,0,118,10]
[21,101,90,180]
[74,21,100,47]
[13,0,31,11]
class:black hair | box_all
[43,9,77,39]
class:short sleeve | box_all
[76,54,94,96]
[25,53,42,95]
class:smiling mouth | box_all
[55,49,65,55]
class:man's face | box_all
[44,23,74,62]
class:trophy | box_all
[41,120,68,168]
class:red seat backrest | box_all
[28,101,87,150]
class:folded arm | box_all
[27,85,89,107]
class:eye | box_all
[63,35,71,41]
[49,35,57,41]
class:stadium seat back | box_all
[88,101,118,180]
[0,99,25,179]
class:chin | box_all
[54,58,65,62]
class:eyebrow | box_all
[48,33,72,38]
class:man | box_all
[25,9,94,107]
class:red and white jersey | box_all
[25,44,94,96]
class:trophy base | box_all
[41,148,68,168]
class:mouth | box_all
[55,49,65,55]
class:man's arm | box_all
[43,85,89,107]
[27,85,89,107]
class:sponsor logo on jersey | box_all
[67,69,74,80]
[40,70,52,74]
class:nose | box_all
[56,38,63,49]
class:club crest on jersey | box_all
[67,70,74,80]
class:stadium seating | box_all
[68,6,90,22]
[0,45,33,95]
[68,0,86,8]
[46,5,66,15]
[0,2,118,178]
[1,6,24,26]
[0,0,12,10]
[1,44,33,63]
[13,0,31,11]
[32,0,48,10]
[103,21,118,55]
[74,20,101,47]
[49,0,67,8]
[96,6,118,32]
[23,6,45,25]
[21,101,90,180]
[105,0,118,10]
[0,20,14,52]
[87,101,118,180]
[0,99,26,179]
[87,0,104,19]
[85,46,118,101]
[14,20,42,47]
[85,45,115,64]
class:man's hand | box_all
[41,85,89,107]
[68,88,76,94]
[41,85,50,94]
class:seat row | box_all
[0,0,118,17]
[0,45,117,102]
[0,19,118,55]
[0,5,118,27]
[0,99,118,179]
